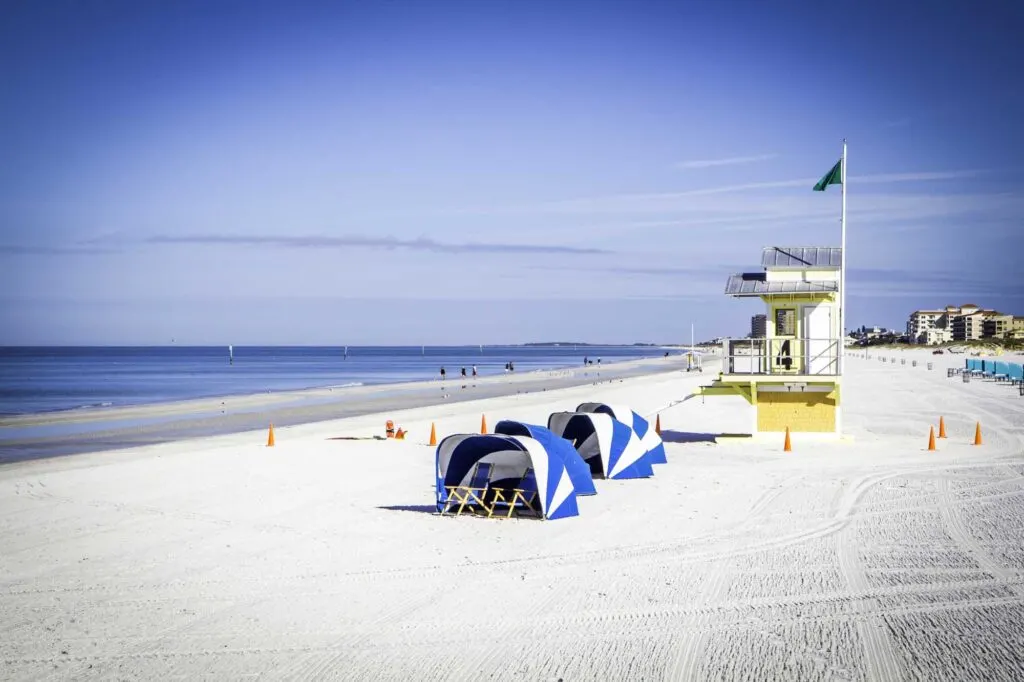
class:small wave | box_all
[324,382,364,390]
[72,401,114,410]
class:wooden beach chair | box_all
[442,462,492,517]
[488,469,541,519]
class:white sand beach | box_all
[2,349,1023,680]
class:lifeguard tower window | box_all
[776,308,796,336]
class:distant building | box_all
[982,314,1024,340]
[906,305,970,344]
[906,303,1024,344]
[951,308,1000,341]
[904,303,1012,344]
[906,309,945,341]
[750,314,767,338]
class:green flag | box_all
[813,159,842,191]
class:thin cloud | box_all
[147,234,607,255]
[852,268,1024,295]
[581,170,990,201]
[675,154,778,169]
[0,244,115,255]
[530,263,743,278]
[443,169,990,216]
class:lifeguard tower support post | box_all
[700,246,843,436]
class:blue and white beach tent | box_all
[577,402,667,465]
[494,420,596,495]
[547,411,652,480]
[435,434,580,520]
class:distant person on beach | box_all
[461,367,466,378]
[440,367,446,380]
[584,356,588,365]
[504,362,510,373]
[509,361,514,372]
[472,365,478,377]
[597,358,601,365]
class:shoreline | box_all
[0,345,679,420]
[0,354,701,464]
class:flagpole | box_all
[840,139,847,375]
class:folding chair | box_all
[489,469,541,519]
[441,462,492,516]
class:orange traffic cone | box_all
[267,424,275,447]
[938,416,947,439]
[655,414,662,435]
[480,414,488,434]
[974,422,983,446]
[928,426,936,451]
[784,427,792,452]
[428,422,437,446]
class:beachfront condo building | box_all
[700,246,843,436]
[981,314,1024,340]
[950,308,1001,341]
[904,303,1019,343]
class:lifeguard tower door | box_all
[803,303,834,374]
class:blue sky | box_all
[2,0,1022,345]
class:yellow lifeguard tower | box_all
[701,246,844,436]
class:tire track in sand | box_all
[840,527,906,680]
[937,477,1022,597]
[836,469,906,681]
[657,477,805,681]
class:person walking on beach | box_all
[584,355,588,366]
[509,361,515,372]
[440,367,446,381]
[461,367,467,378]
[472,365,478,377]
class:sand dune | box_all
[2,350,1023,680]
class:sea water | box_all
[0,345,665,415]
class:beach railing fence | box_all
[721,337,840,376]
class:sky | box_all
[1,0,1022,345]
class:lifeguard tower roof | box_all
[724,246,842,297]
[761,246,842,269]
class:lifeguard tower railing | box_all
[722,337,840,376]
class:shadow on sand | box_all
[660,430,719,444]
[378,504,438,515]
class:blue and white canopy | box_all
[547,411,652,480]
[494,420,596,495]
[435,434,580,520]
[577,402,667,465]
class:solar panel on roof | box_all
[724,273,838,296]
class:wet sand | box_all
[0,355,697,463]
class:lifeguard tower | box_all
[700,246,844,436]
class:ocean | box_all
[0,345,668,415]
